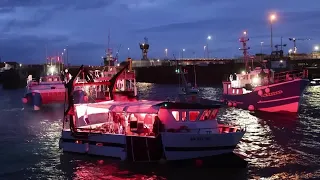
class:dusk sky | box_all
[0,0,319,65]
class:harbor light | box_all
[270,14,276,22]
[241,71,246,75]
[252,77,260,85]
[19,63,22,67]
[117,63,120,66]
[314,46,319,51]
[207,36,211,40]
[49,66,56,74]
[280,60,283,63]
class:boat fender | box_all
[258,90,263,96]
[85,142,89,153]
[227,102,233,107]
[34,105,40,111]
[58,138,62,149]
[232,102,237,107]
[178,125,190,133]
[248,105,254,111]
[83,95,89,102]
[265,88,270,93]
[229,74,233,81]
[22,97,28,104]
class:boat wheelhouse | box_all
[59,100,245,162]
[222,31,309,113]
[74,59,137,102]
[22,74,66,110]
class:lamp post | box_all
[165,48,168,59]
[207,35,211,58]
[182,49,185,59]
[269,14,276,52]
[127,48,130,57]
[203,45,206,59]
[260,41,264,61]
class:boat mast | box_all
[239,31,250,72]
[193,64,197,88]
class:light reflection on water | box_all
[0,84,319,179]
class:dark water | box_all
[0,83,320,180]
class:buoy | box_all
[22,98,28,104]
[258,90,263,96]
[228,102,232,107]
[34,105,40,111]
[265,88,270,93]
[248,105,254,111]
[232,102,237,107]
[83,96,89,102]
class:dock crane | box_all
[288,38,311,53]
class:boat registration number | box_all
[190,137,211,141]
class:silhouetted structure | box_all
[139,37,149,60]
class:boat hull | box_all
[223,79,309,113]
[22,85,66,110]
[59,130,244,162]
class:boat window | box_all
[181,111,187,121]
[200,110,212,121]
[209,109,219,120]
[189,111,200,121]
[171,111,179,121]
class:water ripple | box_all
[0,84,319,179]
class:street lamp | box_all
[207,35,211,58]
[127,48,130,57]
[314,46,319,51]
[269,13,276,52]
[165,48,168,58]
[203,45,206,59]
[182,49,185,59]
[260,42,264,54]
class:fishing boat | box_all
[73,58,137,103]
[59,66,245,162]
[222,31,309,113]
[175,62,199,96]
[22,65,66,110]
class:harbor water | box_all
[0,83,319,180]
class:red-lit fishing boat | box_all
[59,65,245,162]
[22,65,66,110]
[222,31,309,113]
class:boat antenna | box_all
[239,31,250,72]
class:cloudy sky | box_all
[0,0,319,65]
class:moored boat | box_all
[222,31,309,113]
[59,66,245,162]
[22,68,66,110]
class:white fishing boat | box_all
[59,100,245,162]
[59,66,245,162]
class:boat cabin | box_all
[63,100,222,137]
[223,67,274,95]
[40,75,63,84]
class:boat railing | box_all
[273,69,308,83]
